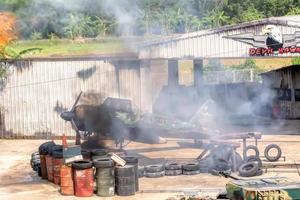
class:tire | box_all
[115,165,135,177]
[165,169,182,176]
[213,159,231,171]
[165,163,182,170]
[245,156,262,167]
[255,168,263,176]
[93,158,114,168]
[92,149,108,156]
[50,145,63,155]
[182,163,199,171]
[52,150,63,159]
[264,144,282,162]
[116,176,135,185]
[228,152,243,172]
[96,167,114,179]
[92,155,108,161]
[238,162,258,177]
[145,171,165,178]
[182,170,200,175]
[245,145,259,158]
[145,165,164,173]
[122,156,138,164]
[39,141,55,155]
[81,150,91,158]
[116,185,135,196]
[72,160,93,170]
[211,169,231,176]
[138,166,145,177]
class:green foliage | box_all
[30,31,43,40]
[1,0,300,38]
[291,57,300,65]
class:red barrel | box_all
[40,155,48,179]
[45,155,54,182]
[53,158,63,185]
[60,165,74,195]
[73,161,94,197]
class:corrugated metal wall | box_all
[139,23,300,59]
[0,59,142,138]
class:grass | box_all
[8,38,133,58]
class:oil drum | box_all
[40,155,47,179]
[60,165,74,195]
[45,154,54,181]
[52,150,63,185]
[122,156,139,191]
[38,141,55,179]
[93,158,115,197]
[115,165,135,196]
[72,161,94,197]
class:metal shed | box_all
[138,15,300,59]
[261,65,300,119]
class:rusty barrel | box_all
[52,150,63,185]
[45,155,54,181]
[38,141,55,179]
[40,155,47,179]
[60,165,74,195]
[72,161,94,197]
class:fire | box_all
[0,12,17,53]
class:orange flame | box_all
[0,12,17,50]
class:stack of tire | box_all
[144,165,165,178]
[122,156,139,191]
[239,144,282,177]
[93,158,115,197]
[182,162,200,175]
[31,152,41,176]
[165,163,182,176]
[115,165,136,196]
[239,145,263,177]
[91,149,108,160]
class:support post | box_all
[194,59,203,89]
[140,60,152,112]
[168,60,179,87]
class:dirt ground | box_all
[1,135,300,200]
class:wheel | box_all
[93,158,114,168]
[145,171,165,178]
[72,160,93,170]
[165,163,182,170]
[264,144,282,162]
[115,165,135,177]
[245,145,259,158]
[165,169,182,176]
[182,163,199,171]
[238,162,258,177]
[145,165,165,173]
[245,155,262,167]
[182,170,200,175]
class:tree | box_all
[0,12,17,58]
